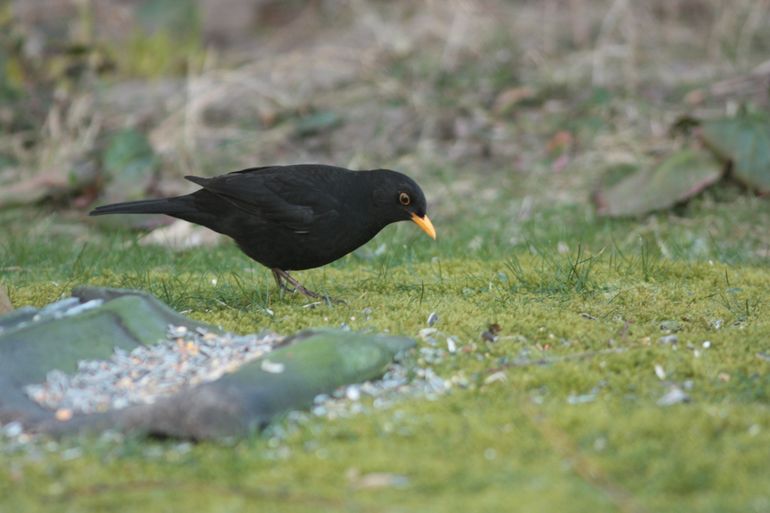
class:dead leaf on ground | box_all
[0,159,97,209]
[593,149,722,217]
[493,86,536,115]
[700,110,770,193]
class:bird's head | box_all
[369,169,436,240]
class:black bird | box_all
[90,164,436,299]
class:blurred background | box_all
[1,0,769,255]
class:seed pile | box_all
[309,361,450,421]
[24,325,283,415]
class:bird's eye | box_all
[399,192,411,206]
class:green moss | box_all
[2,247,769,512]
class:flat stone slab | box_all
[0,287,414,440]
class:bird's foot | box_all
[271,269,344,305]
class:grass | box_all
[2,194,770,512]
[3,1,770,510]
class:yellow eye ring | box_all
[399,192,411,206]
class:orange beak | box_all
[410,213,437,240]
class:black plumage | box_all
[90,164,436,299]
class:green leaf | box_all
[594,149,722,217]
[701,110,770,193]
[294,111,343,137]
[102,128,158,201]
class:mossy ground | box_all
[2,198,770,513]
[3,2,770,510]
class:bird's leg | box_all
[271,269,291,299]
[271,269,286,291]
[271,268,324,300]
[271,269,345,304]
[283,271,325,299]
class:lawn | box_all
[2,1,770,511]
[2,191,770,512]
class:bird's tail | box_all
[89,197,192,217]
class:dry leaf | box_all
[493,86,536,115]
[701,110,770,193]
[593,149,722,217]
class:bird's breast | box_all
[233,213,384,271]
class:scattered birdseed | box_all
[24,326,283,414]
[484,371,507,385]
[260,360,285,374]
[302,354,451,424]
[658,334,679,345]
[2,422,23,438]
[567,393,597,405]
[657,387,690,406]
[6,321,458,445]
[351,472,409,490]
[419,347,444,365]
[55,409,73,422]
[418,327,437,339]
[345,385,361,401]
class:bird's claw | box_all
[271,269,344,305]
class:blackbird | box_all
[90,164,436,299]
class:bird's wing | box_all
[185,169,342,232]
